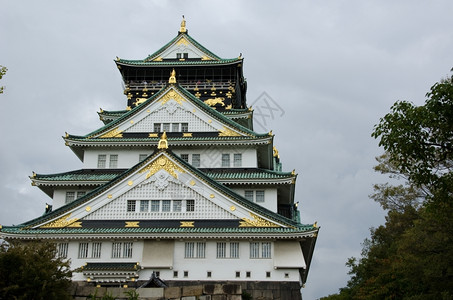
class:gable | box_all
[32,152,288,229]
[94,86,248,137]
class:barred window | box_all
[197,242,206,258]
[127,200,136,212]
[123,242,133,258]
[112,242,132,258]
[262,242,271,258]
[65,192,75,204]
[154,123,161,132]
[172,123,179,132]
[112,242,122,258]
[57,243,68,258]
[97,154,107,168]
[233,153,242,167]
[92,242,102,258]
[181,154,189,162]
[185,242,194,258]
[217,242,226,258]
[181,123,189,132]
[244,191,254,202]
[185,242,206,258]
[78,242,89,258]
[163,123,170,132]
[77,191,86,199]
[250,242,260,259]
[109,154,118,168]
[230,242,240,258]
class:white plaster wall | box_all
[173,146,257,168]
[52,189,91,210]
[83,149,153,169]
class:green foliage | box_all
[326,69,453,299]
[124,289,140,300]
[0,240,72,300]
[0,65,7,94]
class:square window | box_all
[154,123,161,132]
[173,200,182,212]
[65,192,75,204]
[184,271,189,278]
[172,123,179,132]
[181,154,189,162]
[162,200,171,212]
[246,271,251,278]
[173,271,178,278]
[244,191,254,202]
[139,154,148,162]
[192,154,201,167]
[207,271,212,278]
[285,273,289,278]
[235,271,240,278]
[97,154,107,168]
[256,190,265,203]
[186,200,195,212]
[221,154,230,167]
[151,200,160,212]
[183,53,188,59]
[266,271,271,278]
[181,123,189,132]
[127,200,136,212]
[233,153,242,167]
[155,271,160,277]
[140,200,149,212]
[109,154,118,168]
[176,53,182,59]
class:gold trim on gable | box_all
[40,213,80,228]
[139,156,185,179]
[159,89,186,105]
[99,128,123,138]
[239,213,280,228]
[218,127,241,137]
[125,221,140,228]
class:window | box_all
[244,190,265,203]
[256,190,265,203]
[192,154,201,167]
[109,154,118,168]
[262,242,271,258]
[173,200,182,212]
[65,192,75,204]
[123,242,133,258]
[173,271,178,278]
[172,123,179,132]
[181,123,189,132]
[266,271,271,278]
[185,242,194,258]
[140,200,149,212]
[250,242,260,258]
[197,242,206,258]
[233,153,242,167]
[230,242,239,258]
[250,242,272,259]
[97,154,107,168]
[235,271,241,278]
[186,200,195,212]
[162,200,171,212]
[163,123,170,132]
[244,191,254,202]
[77,191,86,198]
[127,200,136,212]
[78,242,89,258]
[184,271,189,277]
[176,53,182,59]
[246,271,251,278]
[185,242,206,258]
[154,123,161,132]
[151,200,160,212]
[285,273,289,278]
[139,154,148,162]
[217,242,226,258]
[112,242,133,258]
[155,271,160,277]
[221,154,230,167]
[183,53,188,59]
[92,242,102,258]
[207,271,212,278]
[181,154,189,162]
[57,243,68,258]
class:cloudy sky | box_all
[2,1,453,299]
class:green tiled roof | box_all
[33,169,126,182]
[117,58,241,66]
[83,262,139,271]
[201,168,294,180]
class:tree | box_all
[0,241,72,300]
[0,65,7,94]
[322,69,453,299]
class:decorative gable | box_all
[157,35,216,61]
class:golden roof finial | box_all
[169,69,177,84]
[179,15,187,33]
[158,131,168,149]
